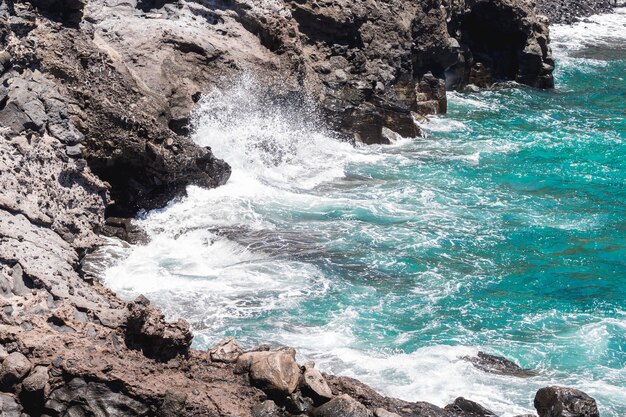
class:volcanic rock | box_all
[301,362,333,405]
[534,386,599,417]
[463,351,538,377]
[313,394,372,417]
[236,348,301,397]
[125,296,193,361]
[0,393,23,417]
[0,352,32,389]
[374,408,402,417]
[535,0,615,24]
[445,397,498,417]
[209,337,244,364]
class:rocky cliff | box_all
[0,1,589,416]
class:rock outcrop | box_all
[463,351,539,377]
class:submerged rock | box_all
[463,351,538,377]
[534,386,599,417]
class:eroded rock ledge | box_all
[0,0,592,416]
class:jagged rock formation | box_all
[0,0,578,415]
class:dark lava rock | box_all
[463,351,538,378]
[43,377,148,416]
[252,400,286,417]
[313,394,372,417]
[324,375,450,417]
[445,397,498,417]
[534,386,599,417]
[158,390,187,417]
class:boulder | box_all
[0,393,23,417]
[301,362,333,405]
[236,348,301,397]
[313,394,372,417]
[534,386,599,417]
[20,365,49,394]
[444,397,498,417]
[18,365,49,414]
[0,352,32,389]
[209,337,244,363]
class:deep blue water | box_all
[98,10,626,417]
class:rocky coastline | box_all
[535,0,620,24]
[0,0,603,416]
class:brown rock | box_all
[209,337,244,363]
[374,408,401,417]
[0,393,23,417]
[125,296,193,361]
[301,362,333,405]
[236,348,301,397]
[20,365,48,394]
[0,352,32,389]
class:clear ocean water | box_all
[96,10,626,417]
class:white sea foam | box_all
[550,7,626,53]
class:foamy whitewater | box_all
[93,9,626,417]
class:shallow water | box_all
[97,9,626,417]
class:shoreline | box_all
[0,0,618,416]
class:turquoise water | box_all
[100,11,626,417]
